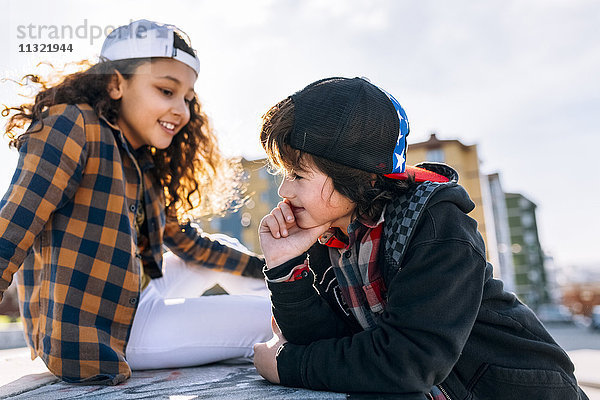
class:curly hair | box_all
[2,34,243,219]
[260,97,416,222]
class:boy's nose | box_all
[277,178,293,198]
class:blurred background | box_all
[1,0,599,336]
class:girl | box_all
[254,77,588,399]
[0,20,271,385]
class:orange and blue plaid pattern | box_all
[0,104,262,384]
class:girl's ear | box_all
[107,70,125,100]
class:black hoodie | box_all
[265,164,588,399]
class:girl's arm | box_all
[0,105,88,299]
[163,218,264,278]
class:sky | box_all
[0,0,599,270]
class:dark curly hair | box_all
[2,34,243,218]
[260,97,416,222]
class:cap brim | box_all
[384,166,449,183]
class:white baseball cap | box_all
[100,19,200,75]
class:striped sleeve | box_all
[0,104,88,299]
[163,218,264,278]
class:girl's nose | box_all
[172,98,189,118]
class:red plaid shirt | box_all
[319,212,387,330]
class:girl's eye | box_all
[160,88,173,96]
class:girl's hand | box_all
[253,317,287,384]
[259,200,330,268]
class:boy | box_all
[253,77,588,399]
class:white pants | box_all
[125,251,272,370]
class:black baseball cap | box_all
[287,77,449,183]
[288,77,408,175]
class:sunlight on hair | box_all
[177,155,248,221]
[1,60,92,97]
[32,60,93,88]
[1,60,93,138]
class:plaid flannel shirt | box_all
[321,215,387,331]
[266,215,388,331]
[0,104,262,384]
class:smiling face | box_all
[277,161,356,234]
[108,58,197,149]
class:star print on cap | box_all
[375,86,408,174]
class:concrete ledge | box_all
[1,347,599,399]
[0,347,57,398]
[0,348,346,399]
[0,372,58,399]
[0,324,26,350]
[14,365,348,399]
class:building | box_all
[487,173,516,293]
[504,193,549,309]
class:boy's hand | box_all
[259,200,330,268]
[254,317,287,384]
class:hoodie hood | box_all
[415,162,475,214]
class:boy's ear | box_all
[369,174,377,187]
[107,70,125,100]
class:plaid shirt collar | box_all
[99,115,155,172]
[318,209,385,249]
[322,208,387,330]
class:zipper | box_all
[437,384,453,400]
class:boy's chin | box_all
[295,218,330,231]
[295,221,314,230]
[294,217,317,230]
